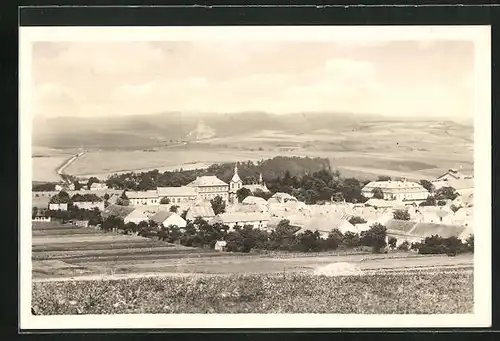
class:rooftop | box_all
[187,176,228,187]
[126,191,159,199]
[101,204,135,219]
[150,211,176,223]
[157,186,197,197]
[363,180,428,192]
[216,212,271,224]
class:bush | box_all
[388,237,397,249]
[397,241,410,251]
[360,223,387,253]
[416,235,469,256]
[348,216,367,225]
[393,209,410,221]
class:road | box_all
[56,151,85,183]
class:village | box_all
[31,162,474,250]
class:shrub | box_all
[393,209,410,221]
[388,237,397,249]
[348,216,367,225]
[360,223,387,253]
[397,241,410,251]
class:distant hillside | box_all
[32,111,473,151]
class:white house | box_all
[212,212,270,230]
[157,186,198,205]
[150,211,187,229]
[127,191,160,206]
[124,209,150,224]
[72,201,105,211]
[90,182,108,191]
[362,179,429,202]
[185,204,216,221]
[49,203,68,211]
[187,175,229,204]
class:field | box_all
[31,221,474,315]
[32,118,474,181]
[32,270,473,314]
[32,222,474,280]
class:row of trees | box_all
[49,191,103,204]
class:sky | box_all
[31,40,475,120]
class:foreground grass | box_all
[32,271,473,315]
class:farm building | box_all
[185,204,215,221]
[415,206,455,224]
[187,175,229,203]
[157,186,197,204]
[127,191,160,206]
[150,211,187,229]
[49,203,68,211]
[362,179,429,202]
[212,212,271,230]
[72,201,105,211]
[242,195,269,208]
[435,168,473,182]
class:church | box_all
[126,163,269,206]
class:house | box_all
[150,211,187,229]
[214,240,227,252]
[435,168,472,181]
[242,195,269,207]
[187,175,229,204]
[49,203,68,211]
[243,173,270,193]
[90,182,108,191]
[452,192,474,208]
[72,201,105,211]
[362,178,429,202]
[452,207,474,227]
[107,194,119,205]
[124,209,150,224]
[410,222,467,240]
[101,204,135,220]
[294,212,358,239]
[417,206,454,224]
[212,212,271,230]
[74,220,90,228]
[127,191,160,206]
[268,192,298,204]
[157,186,198,205]
[185,204,216,221]
[32,211,51,222]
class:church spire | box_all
[231,163,241,183]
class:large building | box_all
[187,175,230,203]
[361,178,430,202]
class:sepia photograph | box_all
[19,25,491,329]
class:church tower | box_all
[229,163,243,204]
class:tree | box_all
[371,187,384,199]
[397,240,410,251]
[342,231,361,248]
[236,187,252,203]
[377,176,392,181]
[120,190,128,200]
[434,186,459,201]
[360,223,387,253]
[349,216,367,225]
[49,190,70,204]
[419,179,435,193]
[393,209,411,221]
[103,193,110,201]
[73,181,83,191]
[101,215,124,232]
[170,205,179,213]
[123,222,137,235]
[419,195,436,207]
[87,177,100,189]
[180,210,188,220]
[295,230,322,252]
[388,236,397,249]
[466,234,474,252]
[437,200,447,206]
[210,195,226,215]
[32,207,38,219]
[322,229,344,250]
[160,197,170,204]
